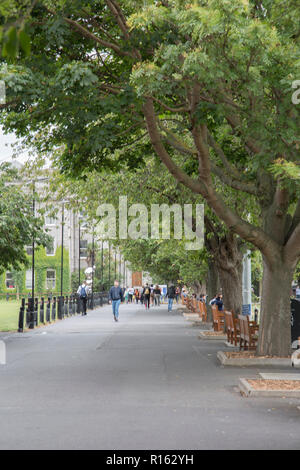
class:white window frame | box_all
[25,270,34,290]
[46,236,56,256]
[46,269,56,290]
[80,239,88,259]
[5,272,15,289]
[25,245,33,256]
[45,214,57,226]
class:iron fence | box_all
[18,292,109,332]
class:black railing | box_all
[18,292,109,332]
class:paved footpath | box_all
[0,303,299,450]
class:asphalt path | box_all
[0,302,299,450]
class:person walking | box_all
[109,280,124,322]
[175,286,180,304]
[150,284,155,306]
[77,281,89,316]
[143,283,151,309]
[128,287,134,303]
[124,287,129,304]
[167,283,176,312]
[153,285,161,306]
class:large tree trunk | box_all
[217,261,243,317]
[215,234,244,317]
[257,258,294,356]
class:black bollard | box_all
[40,297,45,324]
[18,298,26,332]
[28,297,35,329]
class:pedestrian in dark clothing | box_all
[167,284,176,312]
[142,284,151,309]
[109,280,124,322]
[153,285,161,306]
[77,281,89,315]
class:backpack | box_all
[145,288,150,295]
[80,286,87,298]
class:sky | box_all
[0,128,29,164]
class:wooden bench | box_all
[181,295,187,305]
[224,310,240,346]
[212,305,225,332]
[198,300,207,322]
[238,315,259,350]
[186,297,194,312]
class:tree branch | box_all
[44,7,134,59]
[143,96,281,261]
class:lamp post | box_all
[78,217,81,287]
[60,201,65,297]
[91,228,95,310]
[108,241,111,288]
[101,240,104,290]
[29,183,36,329]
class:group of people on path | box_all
[108,281,182,322]
[79,278,222,324]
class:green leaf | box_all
[19,29,31,57]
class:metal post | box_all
[242,250,252,316]
[114,250,117,280]
[78,217,81,286]
[60,202,65,297]
[91,229,95,310]
[101,240,104,290]
[29,183,35,329]
[108,241,111,288]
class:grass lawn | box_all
[0,300,20,331]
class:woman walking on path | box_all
[124,288,129,304]
[153,285,161,306]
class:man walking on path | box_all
[167,284,176,312]
[109,280,124,322]
[77,281,89,316]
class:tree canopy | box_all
[0,0,299,355]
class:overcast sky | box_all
[0,128,29,164]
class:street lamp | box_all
[60,201,65,297]
[108,241,111,288]
[101,240,104,291]
[91,228,95,309]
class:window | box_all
[25,270,34,289]
[26,246,33,256]
[79,211,88,228]
[46,236,55,256]
[45,214,57,226]
[80,239,88,258]
[5,272,15,289]
[46,269,56,290]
